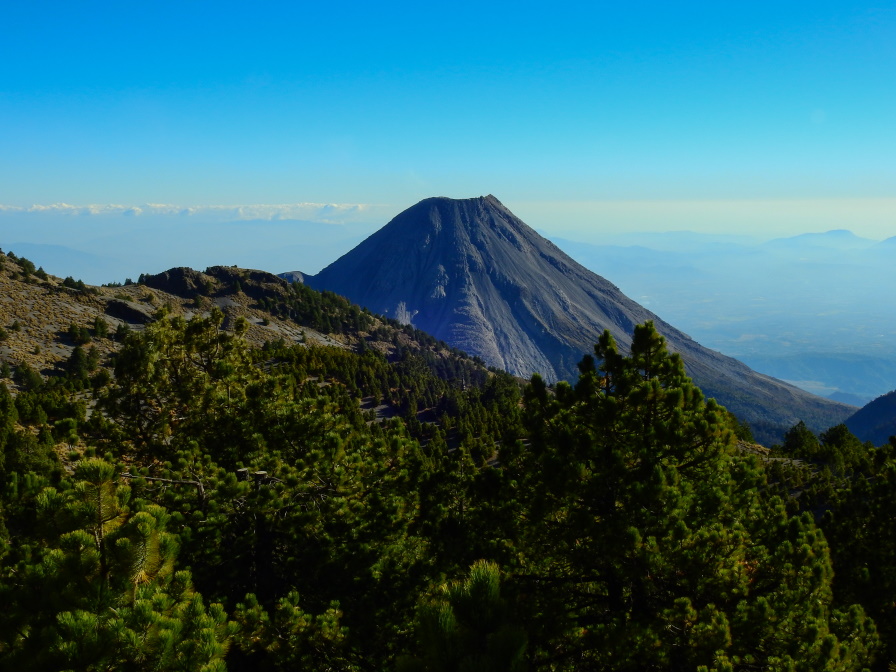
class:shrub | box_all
[93,316,109,339]
[68,324,92,345]
[13,362,43,391]
[16,257,36,276]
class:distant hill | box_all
[872,236,896,252]
[846,390,896,446]
[763,229,877,250]
[303,195,854,442]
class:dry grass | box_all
[0,259,344,386]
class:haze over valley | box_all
[550,228,896,404]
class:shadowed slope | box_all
[846,390,896,446]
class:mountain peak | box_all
[308,196,853,441]
[403,194,508,218]
[421,193,501,204]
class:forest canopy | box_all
[1,310,893,671]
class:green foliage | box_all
[258,280,375,335]
[818,423,873,474]
[1,423,60,479]
[780,419,820,456]
[509,322,876,670]
[99,308,252,458]
[0,382,19,469]
[15,256,36,277]
[232,592,348,670]
[62,276,89,292]
[779,419,873,474]
[62,345,103,390]
[115,321,131,341]
[68,322,92,345]
[0,458,236,670]
[93,315,109,339]
[13,361,43,391]
[398,560,526,672]
[66,345,90,381]
[822,444,896,666]
[0,304,888,670]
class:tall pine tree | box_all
[510,322,877,671]
[0,458,236,671]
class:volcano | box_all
[304,195,853,440]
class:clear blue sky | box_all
[2,1,895,238]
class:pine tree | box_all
[0,458,236,670]
[99,308,254,461]
[823,448,896,667]
[511,322,877,671]
[398,560,527,672]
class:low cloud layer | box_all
[0,202,397,285]
[0,202,390,224]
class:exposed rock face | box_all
[142,267,213,297]
[105,299,154,324]
[142,266,291,302]
[203,266,289,301]
[307,195,854,439]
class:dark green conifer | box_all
[511,322,876,670]
[398,560,526,672]
[0,458,236,670]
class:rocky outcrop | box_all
[105,299,154,324]
[279,271,305,284]
[204,266,289,300]
[142,267,215,297]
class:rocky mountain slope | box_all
[846,390,896,446]
[0,253,478,393]
[304,195,854,441]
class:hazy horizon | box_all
[2,196,894,284]
[3,3,895,224]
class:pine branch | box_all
[119,472,205,500]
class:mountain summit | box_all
[306,195,852,438]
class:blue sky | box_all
[1,1,895,241]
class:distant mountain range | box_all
[301,195,855,442]
[761,229,878,250]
